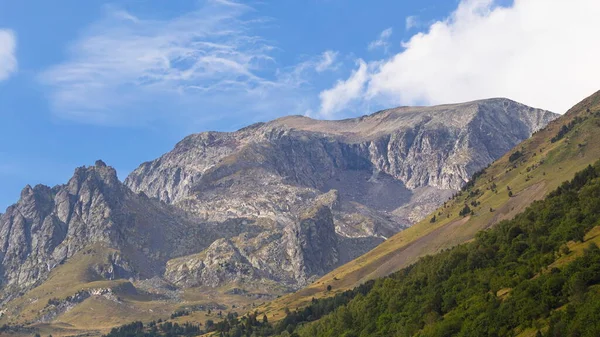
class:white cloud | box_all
[315,50,338,72]
[319,60,369,117]
[368,28,393,52]
[323,0,600,116]
[405,16,419,30]
[272,50,340,93]
[0,29,17,81]
[40,1,325,127]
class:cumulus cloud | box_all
[40,1,327,127]
[319,60,369,117]
[322,0,600,116]
[368,28,393,52]
[0,29,17,81]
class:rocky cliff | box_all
[0,98,556,307]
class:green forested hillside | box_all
[287,162,600,337]
[203,160,600,337]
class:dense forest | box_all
[102,160,600,337]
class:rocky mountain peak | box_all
[0,161,140,298]
[18,184,52,204]
[20,184,34,198]
[95,159,108,167]
[67,162,121,198]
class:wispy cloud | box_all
[321,0,600,116]
[0,29,17,81]
[40,1,327,127]
[315,50,339,72]
[367,28,393,52]
[405,16,419,30]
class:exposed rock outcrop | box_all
[0,163,200,301]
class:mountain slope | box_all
[287,159,600,337]
[260,91,600,319]
[224,158,600,337]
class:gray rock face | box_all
[286,205,339,285]
[126,98,555,223]
[0,98,557,303]
[164,200,340,289]
[164,238,261,288]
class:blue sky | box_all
[1,0,599,209]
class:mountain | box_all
[261,91,600,320]
[0,98,555,332]
[0,162,219,298]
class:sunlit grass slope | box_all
[0,244,274,336]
